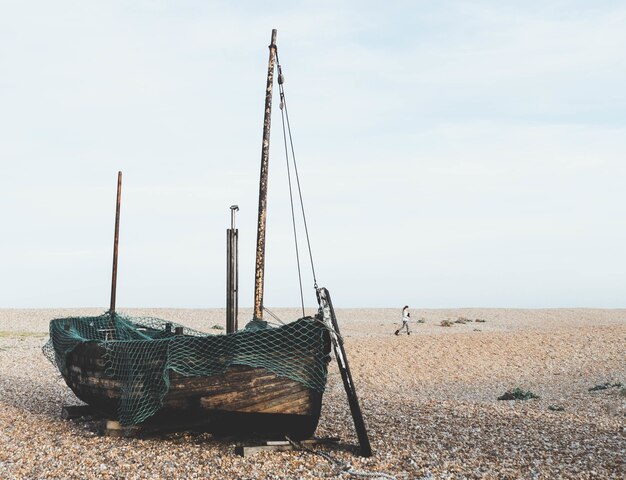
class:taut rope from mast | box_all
[275,51,319,317]
[277,60,305,317]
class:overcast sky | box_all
[2,1,625,309]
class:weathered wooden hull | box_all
[63,340,326,439]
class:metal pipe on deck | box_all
[226,205,239,333]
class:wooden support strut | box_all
[61,404,103,420]
[235,437,339,457]
[317,287,372,457]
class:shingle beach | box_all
[0,308,624,479]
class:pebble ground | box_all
[0,308,624,479]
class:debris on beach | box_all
[416,318,426,324]
[440,320,453,327]
[455,317,471,324]
[588,382,622,392]
[548,405,565,412]
[475,318,486,323]
[497,388,540,401]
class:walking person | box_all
[395,305,411,335]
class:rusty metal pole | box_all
[253,29,277,321]
[110,171,122,314]
[226,205,239,333]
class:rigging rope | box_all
[278,61,305,317]
[263,306,286,325]
[275,52,319,315]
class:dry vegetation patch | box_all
[497,388,540,401]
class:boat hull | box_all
[63,339,325,439]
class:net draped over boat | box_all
[43,312,330,426]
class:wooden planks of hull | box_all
[62,340,324,439]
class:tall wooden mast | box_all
[253,29,277,321]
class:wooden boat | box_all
[49,314,330,439]
[45,29,333,439]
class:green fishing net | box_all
[43,312,330,425]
